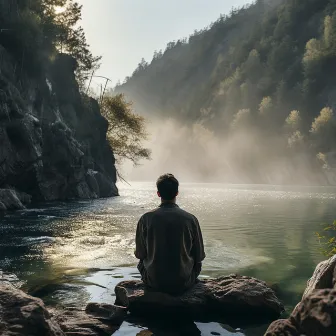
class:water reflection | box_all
[114,320,246,336]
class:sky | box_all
[77,0,252,88]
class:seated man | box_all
[135,173,205,295]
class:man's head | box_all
[156,173,179,202]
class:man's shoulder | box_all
[175,207,197,220]
[141,206,197,221]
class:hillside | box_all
[116,0,336,184]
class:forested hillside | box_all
[116,0,336,184]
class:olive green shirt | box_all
[135,203,205,293]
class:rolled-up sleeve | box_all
[192,216,206,263]
[135,216,147,260]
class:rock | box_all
[0,189,31,211]
[53,303,126,336]
[0,283,64,336]
[85,303,127,323]
[0,201,6,211]
[0,271,25,288]
[264,318,299,335]
[294,289,336,335]
[303,255,336,299]
[115,275,284,324]
[265,256,336,336]
[0,45,118,207]
[265,289,336,336]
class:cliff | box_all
[0,48,118,210]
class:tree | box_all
[51,0,101,82]
[231,109,251,130]
[310,107,335,152]
[259,96,273,116]
[310,107,334,134]
[100,93,151,165]
[285,110,301,131]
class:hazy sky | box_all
[77,0,252,88]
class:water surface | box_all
[1,182,336,335]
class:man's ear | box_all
[176,191,179,197]
[157,191,161,198]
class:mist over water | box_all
[122,116,327,185]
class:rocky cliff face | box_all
[0,48,118,210]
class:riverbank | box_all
[1,256,335,336]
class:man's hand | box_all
[194,262,202,278]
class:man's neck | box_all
[161,198,176,205]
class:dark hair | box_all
[156,173,179,200]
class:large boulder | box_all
[115,275,284,324]
[265,289,336,336]
[0,283,64,336]
[265,256,336,336]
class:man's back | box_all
[135,203,205,295]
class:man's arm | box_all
[192,216,206,277]
[135,216,147,260]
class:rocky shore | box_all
[265,255,336,336]
[0,46,118,212]
[1,256,335,335]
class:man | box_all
[135,173,205,295]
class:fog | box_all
[121,117,327,186]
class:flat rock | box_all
[0,283,64,336]
[115,275,284,324]
[53,303,125,336]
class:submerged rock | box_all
[115,275,284,324]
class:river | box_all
[1,182,336,335]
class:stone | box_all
[53,304,124,336]
[115,275,284,324]
[85,303,127,323]
[265,289,336,336]
[265,256,336,336]
[264,318,299,335]
[0,189,31,211]
[0,283,64,336]
[293,289,336,336]
[303,255,336,299]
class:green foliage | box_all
[100,93,151,166]
[288,130,304,149]
[310,107,334,134]
[114,0,336,179]
[285,110,301,131]
[316,220,336,257]
[231,109,251,130]
[0,0,100,81]
[259,97,273,116]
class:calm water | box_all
[1,182,336,335]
